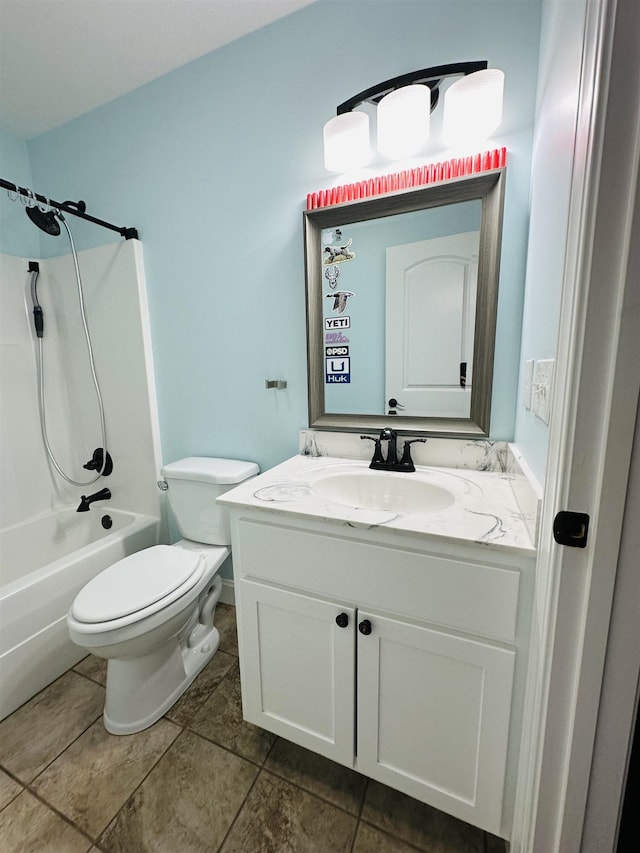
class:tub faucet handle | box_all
[83,448,113,476]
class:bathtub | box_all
[0,507,160,721]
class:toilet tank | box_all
[161,457,259,545]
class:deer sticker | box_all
[325,265,340,289]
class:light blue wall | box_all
[0,130,39,258]
[513,0,587,484]
[14,0,541,476]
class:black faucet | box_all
[379,428,398,465]
[398,438,427,472]
[76,487,111,512]
[361,431,426,472]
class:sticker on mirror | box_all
[324,316,351,329]
[326,357,351,384]
[325,331,350,344]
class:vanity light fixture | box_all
[323,111,371,172]
[443,68,505,145]
[377,84,432,160]
[322,61,504,173]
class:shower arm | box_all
[1,177,138,240]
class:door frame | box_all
[513,0,640,849]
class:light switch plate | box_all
[523,359,535,409]
[533,359,555,423]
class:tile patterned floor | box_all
[0,604,508,852]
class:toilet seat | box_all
[71,545,204,627]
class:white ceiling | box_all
[0,0,316,139]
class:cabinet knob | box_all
[358,619,372,636]
[335,612,349,628]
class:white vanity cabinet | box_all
[229,509,534,839]
[356,607,515,833]
[240,581,356,763]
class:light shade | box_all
[323,111,370,172]
[443,69,504,145]
[377,84,431,159]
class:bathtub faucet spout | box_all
[76,487,111,512]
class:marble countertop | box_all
[218,455,536,557]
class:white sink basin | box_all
[309,469,456,514]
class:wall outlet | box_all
[523,359,535,409]
[533,359,555,424]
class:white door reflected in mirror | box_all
[386,232,479,418]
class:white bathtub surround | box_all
[0,241,164,719]
[0,242,164,527]
[220,454,535,556]
[299,429,508,472]
[0,509,159,720]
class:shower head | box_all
[26,205,60,236]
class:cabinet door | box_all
[239,580,355,766]
[356,611,515,835]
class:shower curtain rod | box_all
[0,177,138,240]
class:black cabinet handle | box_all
[358,619,372,636]
[335,612,349,628]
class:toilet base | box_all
[103,625,221,735]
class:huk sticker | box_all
[326,356,350,384]
[323,238,356,265]
[325,291,355,314]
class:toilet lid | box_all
[71,545,204,623]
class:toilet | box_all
[67,457,258,735]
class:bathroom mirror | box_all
[304,169,505,436]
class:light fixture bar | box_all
[335,61,488,116]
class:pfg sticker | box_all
[325,331,350,344]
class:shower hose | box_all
[32,214,108,486]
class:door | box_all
[239,580,355,766]
[512,0,640,850]
[356,610,515,836]
[385,232,479,417]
